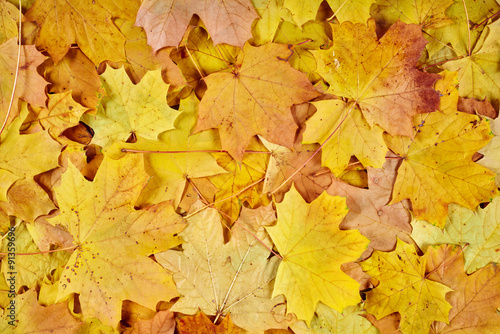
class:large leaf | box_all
[49,154,185,326]
[193,43,320,160]
[266,186,370,323]
[312,20,440,137]
[156,204,293,333]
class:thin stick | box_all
[0,0,22,138]
[121,148,272,154]
[326,0,349,21]
[185,45,205,78]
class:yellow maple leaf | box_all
[303,99,387,175]
[111,94,227,208]
[361,239,452,334]
[412,196,500,274]
[312,20,440,137]
[82,66,180,148]
[24,0,138,64]
[194,43,320,160]
[266,186,369,323]
[385,110,498,227]
[49,154,185,326]
[0,103,61,202]
[283,0,373,26]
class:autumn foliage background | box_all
[0,0,500,333]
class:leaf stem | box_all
[472,10,500,29]
[121,148,272,154]
[0,245,77,256]
[461,0,472,56]
[0,0,22,138]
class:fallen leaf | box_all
[283,0,373,26]
[124,309,176,334]
[458,97,498,118]
[82,66,180,147]
[25,0,137,64]
[411,196,500,274]
[178,312,240,334]
[135,0,258,51]
[157,204,293,333]
[385,110,498,227]
[303,99,387,175]
[43,48,106,110]
[194,43,320,160]
[327,158,412,252]
[312,20,440,137]
[266,186,370,323]
[0,0,20,44]
[0,39,48,127]
[48,154,186,326]
[425,244,500,334]
[0,289,83,333]
[361,239,452,334]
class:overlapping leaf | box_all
[313,20,440,137]
[157,204,293,333]
[194,43,320,160]
[385,111,498,226]
[266,186,369,323]
[49,154,185,326]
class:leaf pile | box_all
[1,0,500,333]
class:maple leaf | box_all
[0,290,83,333]
[327,159,412,252]
[411,196,500,274]
[82,66,180,147]
[425,244,500,334]
[193,42,320,160]
[135,0,258,51]
[291,303,379,334]
[0,0,20,44]
[312,19,440,137]
[0,221,69,294]
[441,19,500,111]
[0,104,61,201]
[385,110,498,227]
[283,0,373,26]
[110,19,186,92]
[303,99,387,175]
[34,91,90,139]
[112,94,227,208]
[123,309,175,334]
[178,312,241,334]
[156,204,293,333]
[0,178,56,224]
[24,0,139,64]
[260,137,332,203]
[209,137,270,223]
[170,27,240,92]
[272,21,331,75]
[43,48,106,110]
[48,154,186,326]
[371,0,454,28]
[361,239,452,334]
[266,185,370,323]
[0,39,49,127]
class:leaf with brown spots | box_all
[48,153,186,326]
